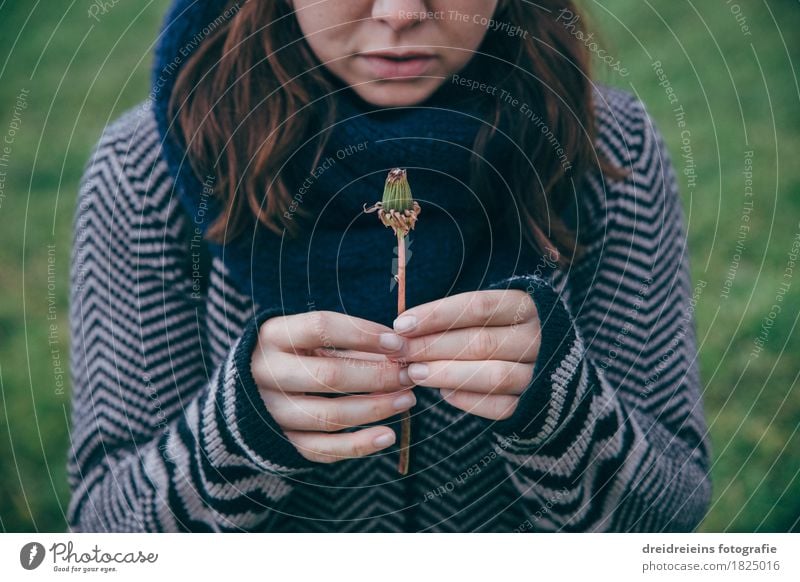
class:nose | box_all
[371,0,427,32]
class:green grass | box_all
[0,1,798,532]
[590,0,800,532]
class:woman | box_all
[67,0,711,532]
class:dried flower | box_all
[362,168,421,238]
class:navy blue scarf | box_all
[153,0,544,326]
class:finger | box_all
[262,310,403,355]
[392,290,536,337]
[440,389,519,421]
[406,360,534,395]
[285,426,397,463]
[387,321,539,363]
[263,389,416,432]
[254,351,415,394]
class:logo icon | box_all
[390,237,413,292]
[20,542,46,570]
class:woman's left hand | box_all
[383,290,540,420]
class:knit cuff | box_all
[482,275,585,444]
[228,305,318,473]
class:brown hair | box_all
[169,0,625,266]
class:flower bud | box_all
[382,168,413,211]
[363,168,421,238]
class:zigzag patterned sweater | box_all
[67,86,711,532]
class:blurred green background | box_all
[0,1,798,532]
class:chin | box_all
[352,80,441,108]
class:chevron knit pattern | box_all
[67,86,711,532]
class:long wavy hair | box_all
[169,0,625,265]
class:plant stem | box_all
[397,231,411,475]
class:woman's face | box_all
[292,0,500,107]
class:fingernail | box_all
[373,432,395,448]
[399,367,415,385]
[393,315,417,333]
[408,363,429,381]
[393,392,416,410]
[379,332,404,351]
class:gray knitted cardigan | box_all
[66,86,711,532]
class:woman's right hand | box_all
[250,310,415,464]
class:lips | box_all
[360,51,436,79]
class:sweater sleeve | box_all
[482,96,711,532]
[66,115,316,532]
